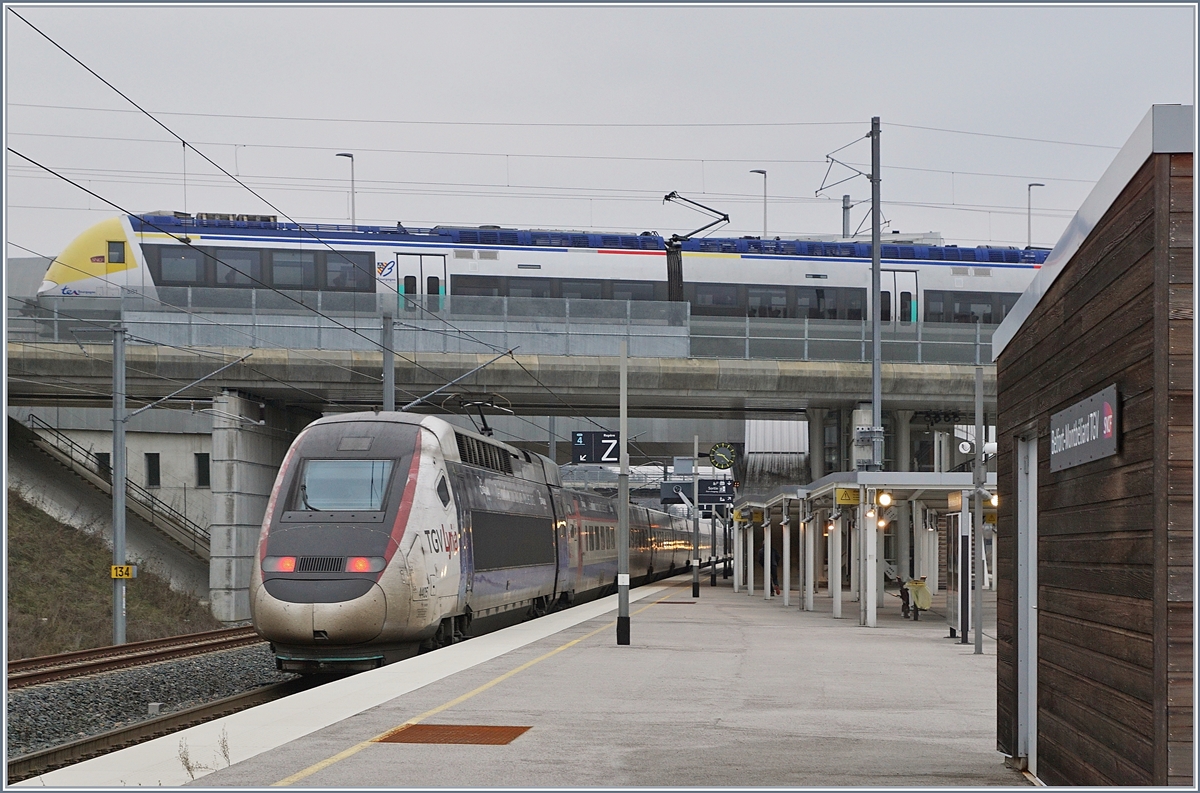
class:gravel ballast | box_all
[6,644,296,757]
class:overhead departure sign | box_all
[572,431,619,464]
[1050,385,1119,471]
[660,479,735,505]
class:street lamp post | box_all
[1027,183,1044,248]
[337,152,356,228]
[750,169,767,239]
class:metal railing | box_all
[25,414,210,557]
[10,291,996,364]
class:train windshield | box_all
[295,459,394,511]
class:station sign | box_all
[660,479,735,505]
[835,487,860,505]
[1049,385,1120,472]
[572,431,619,464]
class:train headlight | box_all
[263,556,296,573]
[346,556,386,573]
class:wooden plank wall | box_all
[997,152,1167,785]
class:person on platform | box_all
[756,544,782,596]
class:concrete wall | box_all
[208,393,297,623]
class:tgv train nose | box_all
[254,582,387,645]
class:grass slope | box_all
[6,488,222,660]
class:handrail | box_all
[25,415,210,549]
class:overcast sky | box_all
[5,4,1196,260]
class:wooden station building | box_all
[992,105,1193,785]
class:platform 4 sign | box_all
[1049,384,1119,472]
[572,431,619,464]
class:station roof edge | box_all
[991,104,1194,362]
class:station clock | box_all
[709,442,737,470]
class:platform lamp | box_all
[750,169,767,239]
[337,152,356,228]
[1027,183,1044,248]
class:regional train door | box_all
[882,269,918,329]
[395,253,447,312]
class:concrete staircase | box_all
[10,416,210,562]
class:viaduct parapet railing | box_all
[10,290,996,365]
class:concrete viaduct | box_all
[7,343,995,418]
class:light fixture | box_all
[878,492,892,507]
[866,507,875,518]
[877,518,887,528]
[991,494,999,507]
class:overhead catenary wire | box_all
[8,101,1126,148]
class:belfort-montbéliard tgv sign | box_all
[1049,384,1120,472]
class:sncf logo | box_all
[1102,402,1115,439]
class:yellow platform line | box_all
[272,586,683,787]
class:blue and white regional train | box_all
[250,411,709,672]
[38,212,1049,325]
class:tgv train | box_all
[38,212,1050,326]
[250,411,711,673]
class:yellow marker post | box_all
[110,565,137,579]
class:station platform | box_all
[19,573,1030,787]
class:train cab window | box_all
[426,275,441,296]
[509,277,551,298]
[326,251,373,291]
[158,248,206,285]
[436,476,451,507]
[271,251,317,289]
[107,241,125,264]
[612,280,656,301]
[900,292,913,323]
[215,249,262,287]
[293,459,394,511]
[880,291,891,322]
[562,280,603,300]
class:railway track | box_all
[7,627,263,689]
[7,678,314,782]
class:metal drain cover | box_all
[376,724,531,745]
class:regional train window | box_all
[562,280,602,300]
[695,283,738,307]
[215,249,262,287]
[403,275,418,295]
[748,287,787,318]
[844,291,864,321]
[900,292,913,323]
[326,251,373,291]
[612,281,656,301]
[880,291,891,322]
[107,241,125,264]
[509,277,551,298]
[271,251,317,289]
[294,459,394,511]
[427,275,441,296]
[159,248,206,285]
[450,275,501,296]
